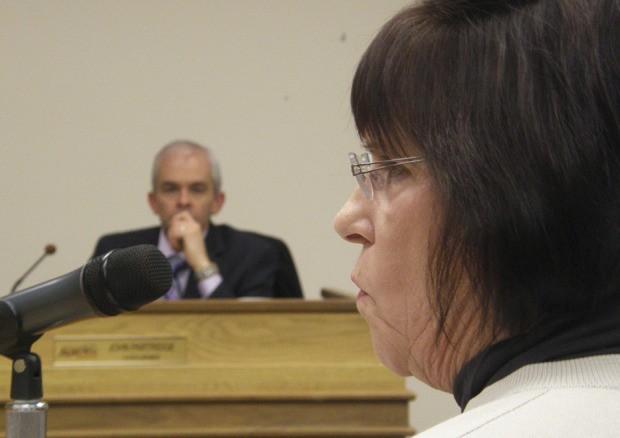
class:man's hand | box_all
[167,211,213,272]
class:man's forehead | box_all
[157,155,211,179]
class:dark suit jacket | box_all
[93,223,303,299]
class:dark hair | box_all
[352,0,620,337]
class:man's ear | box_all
[211,191,226,215]
[147,191,159,215]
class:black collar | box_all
[453,304,620,410]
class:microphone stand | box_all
[5,246,53,436]
[4,336,47,438]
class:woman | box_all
[334,0,620,436]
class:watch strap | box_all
[194,263,220,281]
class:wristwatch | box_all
[194,263,220,281]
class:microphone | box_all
[10,244,57,294]
[0,244,172,357]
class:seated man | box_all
[93,140,303,300]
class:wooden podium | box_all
[0,300,415,437]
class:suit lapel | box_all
[205,222,225,260]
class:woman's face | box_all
[333,153,450,386]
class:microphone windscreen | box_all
[83,245,172,316]
[45,244,57,255]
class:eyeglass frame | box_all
[349,152,425,200]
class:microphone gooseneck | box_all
[10,244,57,294]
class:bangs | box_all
[350,8,424,159]
[350,4,460,161]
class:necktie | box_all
[165,255,188,300]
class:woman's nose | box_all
[333,188,373,245]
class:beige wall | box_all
[1,0,459,432]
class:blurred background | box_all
[0,0,460,431]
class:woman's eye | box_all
[385,165,408,181]
[368,170,386,189]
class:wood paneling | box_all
[0,300,415,437]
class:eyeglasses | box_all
[349,152,425,200]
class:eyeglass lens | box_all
[349,152,373,199]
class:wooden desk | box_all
[0,300,415,437]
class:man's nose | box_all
[177,188,190,205]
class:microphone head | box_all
[82,245,173,316]
[45,244,57,255]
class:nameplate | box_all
[52,335,187,366]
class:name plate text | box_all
[52,335,187,365]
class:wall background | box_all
[1,0,460,431]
